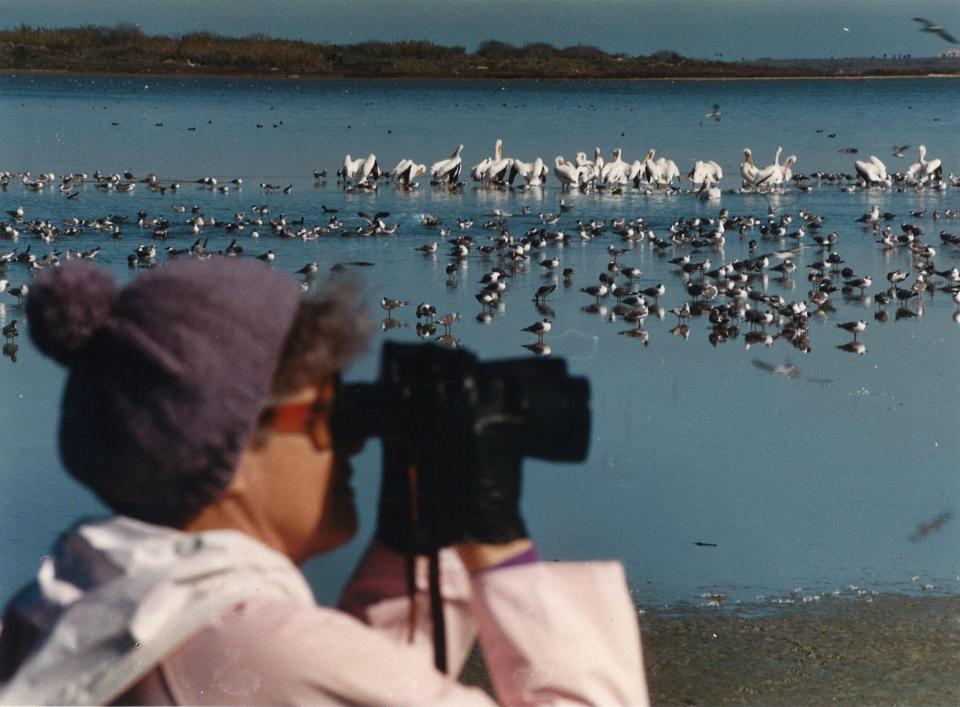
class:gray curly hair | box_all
[269,280,372,400]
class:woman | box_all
[0,257,647,705]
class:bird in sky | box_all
[913,17,959,44]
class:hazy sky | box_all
[0,0,958,60]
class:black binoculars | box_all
[331,342,591,551]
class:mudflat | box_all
[463,595,960,704]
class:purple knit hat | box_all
[27,257,302,524]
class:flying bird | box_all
[913,17,959,44]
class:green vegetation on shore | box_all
[1,24,958,79]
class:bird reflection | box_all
[416,322,436,339]
[436,334,461,348]
[581,303,607,316]
[2,342,17,362]
[751,359,800,379]
[618,327,650,345]
[522,342,551,357]
[535,303,556,319]
[837,341,867,355]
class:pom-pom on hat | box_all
[27,257,302,524]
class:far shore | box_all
[4,67,959,84]
[2,25,958,83]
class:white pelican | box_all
[855,155,888,186]
[393,159,426,188]
[654,156,679,187]
[688,160,723,189]
[340,154,363,183]
[740,148,759,188]
[905,145,942,185]
[634,149,658,186]
[482,139,513,184]
[356,153,380,184]
[575,151,598,187]
[430,144,464,185]
[592,147,605,181]
[521,157,549,187]
[554,157,582,190]
[600,148,629,187]
[753,147,782,189]
[472,139,503,182]
[753,148,795,191]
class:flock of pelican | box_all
[337,142,952,197]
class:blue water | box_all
[0,75,958,611]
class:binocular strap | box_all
[403,464,448,674]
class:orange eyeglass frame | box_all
[268,400,333,451]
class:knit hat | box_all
[26,257,302,524]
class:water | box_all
[1,74,958,614]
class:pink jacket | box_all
[1,518,648,705]
[124,545,647,704]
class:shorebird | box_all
[2,320,18,341]
[836,320,866,341]
[580,283,608,304]
[533,284,557,303]
[522,318,552,343]
[380,297,408,319]
[415,303,437,321]
[437,312,462,335]
[7,284,28,304]
[297,262,319,277]
[913,17,958,44]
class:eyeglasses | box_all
[266,400,333,451]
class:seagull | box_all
[380,297,408,319]
[2,320,18,341]
[837,320,867,341]
[533,284,557,303]
[913,17,959,44]
[437,312,462,335]
[8,284,28,304]
[892,145,909,158]
[416,303,437,320]
[522,318,552,343]
[705,104,721,121]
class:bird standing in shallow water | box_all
[533,284,556,303]
[837,320,866,341]
[437,312,461,335]
[2,320,17,341]
[380,297,408,319]
[522,318,552,344]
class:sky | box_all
[0,0,958,60]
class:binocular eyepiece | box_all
[331,342,591,463]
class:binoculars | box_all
[332,342,592,551]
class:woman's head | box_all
[27,258,369,529]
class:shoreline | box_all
[3,67,959,83]
[462,593,960,704]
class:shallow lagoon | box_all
[0,75,958,615]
